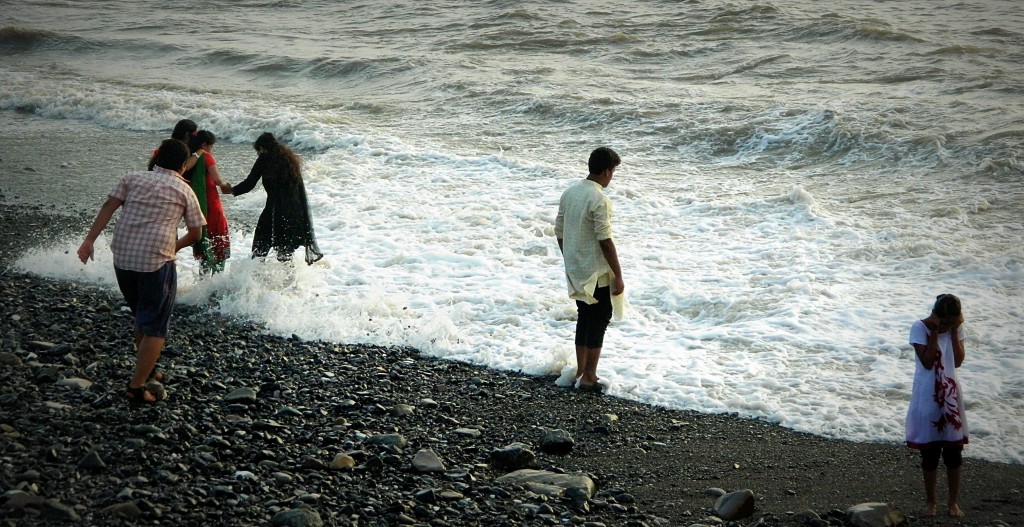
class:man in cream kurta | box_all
[555,147,624,393]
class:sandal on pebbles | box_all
[125,383,165,404]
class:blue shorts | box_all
[114,261,177,338]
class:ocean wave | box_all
[451,25,646,53]
[941,81,995,95]
[708,4,781,22]
[0,71,369,153]
[870,67,945,84]
[668,54,792,83]
[213,49,418,85]
[972,27,1024,40]
[924,44,1001,56]
[790,15,925,44]
[0,25,100,52]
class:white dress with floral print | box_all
[906,320,969,448]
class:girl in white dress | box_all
[906,293,967,518]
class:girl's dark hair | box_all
[171,119,198,142]
[183,131,216,182]
[254,132,303,182]
[931,294,962,318]
[187,130,216,153]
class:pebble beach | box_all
[2,133,1023,526]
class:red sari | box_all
[190,152,230,272]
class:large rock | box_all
[412,449,446,472]
[78,449,106,471]
[224,387,258,404]
[714,489,755,521]
[57,377,93,390]
[2,491,45,509]
[494,469,596,498]
[272,507,323,527]
[539,428,574,455]
[490,442,537,471]
[330,453,356,470]
[846,502,906,527]
[364,433,407,448]
[27,341,57,351]
[41,500,80,522]
[101,502,142,519]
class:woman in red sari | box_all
[185,131,232,273]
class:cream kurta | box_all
[555,179,614,304]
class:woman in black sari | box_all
[227,133,323,265]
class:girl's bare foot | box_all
[948,504,964,518]
[921,503,937,517]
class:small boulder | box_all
[412,449,446,473]
[101,501,142,519]
[42,500,81,522]
[57,377,93,390]
[494,469,596,498]
[364,433,407,448]
[330,453,356,470]
[272,507,324,527]
[391,404,414,417]
[490,442,537,471]
[714,489,755,521]
[224,387,258,404]
[539,428,575,455]
[78,449,106,471]
[846,502,906,527]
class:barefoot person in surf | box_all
[906,293,969,518]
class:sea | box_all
[2,0,1022,465]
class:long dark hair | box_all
[171,119,198,142]
[254,132,302,183]
[188,130,216,153]
[147,119,198,170]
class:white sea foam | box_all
[18,134,1024,465]
[5,0,1023,465]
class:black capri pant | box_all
[920,445,963,471]
[575,286,612,349]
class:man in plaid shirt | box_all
[78,139,206,403]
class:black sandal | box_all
[125,383,161,404]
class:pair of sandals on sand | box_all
[124,371,167,404]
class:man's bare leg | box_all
[129,335,165,402]
[948,467,964,517]
[581,347,602,385]
[922,469,938,517]
[135,331,164,382]
[575,345,588,386]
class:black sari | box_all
[232,153,323,265]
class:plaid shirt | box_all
[109,166,206,272]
